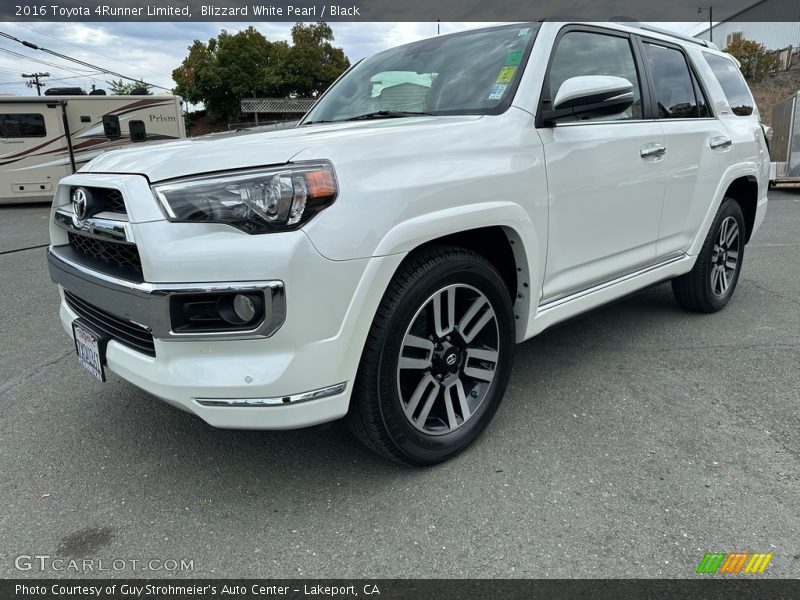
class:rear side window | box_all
[643,43,708,119]
[546,31,643,121]
[0,113,46,137]
[703,53,754,116]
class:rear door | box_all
[538,26,666,302]
[639,40,741,257]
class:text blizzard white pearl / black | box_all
[199,5,361,17]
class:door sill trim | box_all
[538,253,686,312]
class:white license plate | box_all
[72,322,106,382]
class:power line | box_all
[0,46,96,76]
[9,23,170,80]
[0,30,171,91]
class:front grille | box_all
[68,232,142,274]
[70,186,126,214]
[103,189,126,213]
[65,291,156,357]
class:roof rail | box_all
[608,18,719,49]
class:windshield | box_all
[302,24,539,124]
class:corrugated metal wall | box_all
[696,22,800,50]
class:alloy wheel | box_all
[710,216,740,296]
[396,284,500,435]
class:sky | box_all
[0,21,707,99]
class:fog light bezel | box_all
[167,285,280,336]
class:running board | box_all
[525,253,692,339]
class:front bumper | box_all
[48,240,402,430]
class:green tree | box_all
[724,39,780,82]
[279,23,350,97]
[107,78,153,95]
[172,23,349,121]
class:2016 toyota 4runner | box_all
[48,22,769,464]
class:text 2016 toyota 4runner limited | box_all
[49,22,769,465]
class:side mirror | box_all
[542,76,635,125]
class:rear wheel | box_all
[672,198,745,313]
[347,246,515,465]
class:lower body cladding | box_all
[47,237,405,430]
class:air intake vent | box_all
[65,291,156,357]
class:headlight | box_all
[152,162,337,233]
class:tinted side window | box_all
[0,113,46,137]
[129,120,146,142]
[690,70,712,118]
[102,114,121,139]
[547,31,643,121]
[703,53,754,116]
[643,43,702,119]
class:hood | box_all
[82,116,482,182]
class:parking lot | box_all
[1,189,798,579]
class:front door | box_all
[538,28,666,302]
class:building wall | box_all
[697,21,800,50]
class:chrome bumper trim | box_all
[48,245,286,341]
[54,207,135,244]
[195,383,347,407]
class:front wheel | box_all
[672,197,745,313]
[347,246,516,465]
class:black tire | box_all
[346,245,516,466]
[672,198,746,313]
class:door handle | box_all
[709,136,732,149]
[640,143,666,159]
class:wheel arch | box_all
[723,175,759,243]
[689,167,763,255]
[391,224,532,341]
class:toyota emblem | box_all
[71,187,89,221]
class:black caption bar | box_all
[3,580,800,600]
[3,0,800,22]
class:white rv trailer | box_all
[769,91,800,186]
[0,94,184,204]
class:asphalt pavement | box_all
[1,189,798,579]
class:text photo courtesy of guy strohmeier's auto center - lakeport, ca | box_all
[1,0,799,598]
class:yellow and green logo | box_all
[696,552,773,574]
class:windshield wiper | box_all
[344,110,433,121]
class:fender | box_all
[372,200,542,339]
[687,162,762,257]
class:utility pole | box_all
[22,72,49,96]
[698,6,713,43]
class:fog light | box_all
[233,294,257,322]
[216,293,263,325]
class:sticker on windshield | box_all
[506,51,523,66]
[518,27,531,37]
[496,66,517,84]
[487,84,508,101]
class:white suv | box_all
[48,22,769,464]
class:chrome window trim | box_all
[48,245,286,341]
